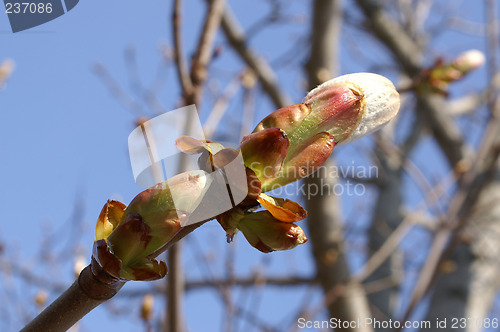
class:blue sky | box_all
[0,0,497,331]
[0,1,318,330]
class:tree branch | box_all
[356,0,469,168]
[191,0,226,88]
[172,0,194,102]
[220,3,291,109]
[20,262,125,332]
[304,1,373,330]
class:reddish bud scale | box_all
[240,128,289,186]
[299,82,364,145]
[253,103,312,135]
[248,82,364,191]
[237,168,262,207]
[265,132,335,190]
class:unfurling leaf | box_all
[257,193,307,223]
[95,200,126,241]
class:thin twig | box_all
[203,74,242,138]
[220,2,291,109]
[190,0,227,92]
[168,1,227,330]
[21,264,125,332]
[356,0,469,168]
[400,0,500,322]
[172,0,193,103]
[93,63,147,116]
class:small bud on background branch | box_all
[0,59,15,88]
[416,49,486,96]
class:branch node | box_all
[80,261,125,300]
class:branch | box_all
[220,3,291,109]
[20,262,125,332]
[356,0,469,167]
[191,0,226,87]
[447,92,487,116]
[172,0,193,102]
[304,1,373,330]
[402,48,500,332]
[168,2,226,330]
[20,213,213,332]
[121,275,317,298]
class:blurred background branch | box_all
[2,1,499,331]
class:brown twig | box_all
[93,63,147,116]
[168,2,226,330]
[20,262,125,332]
[220,2,291,109]
[356,0,469,168]
[190,0,226,91]
[203,73,242,138]
[400,0,500,322]
[172,0,194,103]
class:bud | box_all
[309,73,400,145]
[236,210,308,253]
[452,49,485,73]
[140,293,155,322]
[419,50,486,95]
[240,128,289,186]
[133,73,400,255]
[0,59,14,87]
[250,73,399,190]
[93,213,169,281]
[92,170,212,281]
[35,290,48,308]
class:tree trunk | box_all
[305,1,372,330]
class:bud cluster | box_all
[92,73,401,279]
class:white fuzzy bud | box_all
[305,73,400,144]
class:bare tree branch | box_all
[356,0,469,168]
[172,0,194,102]
[189,0,226,106]
[304,1,373,330]
[220,3,291,109]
